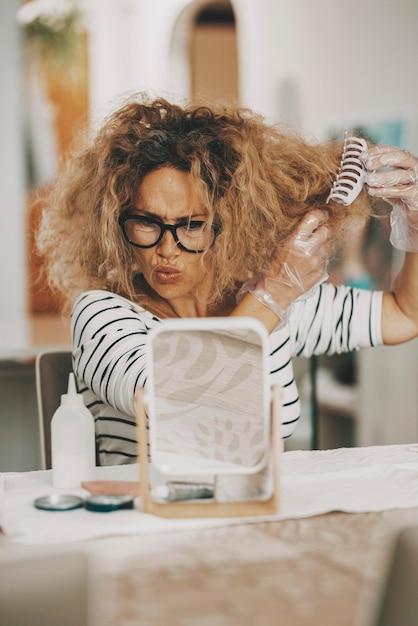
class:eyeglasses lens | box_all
[124,218,216,251]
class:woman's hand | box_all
[360,144,418,344]
[261,208,330,306]
[360,145,418,252]
[237,209,330,328]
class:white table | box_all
[2,445,418,625]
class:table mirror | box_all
[135,317,281,518]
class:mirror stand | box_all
[135,386,281,519]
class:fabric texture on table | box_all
[2,444,418,544]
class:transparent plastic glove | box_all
[360,145,418,252]
[237,209,330,327]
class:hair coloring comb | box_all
[326,132,367,206]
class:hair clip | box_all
[326,132,367,206]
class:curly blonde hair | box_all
[37,93,372,313]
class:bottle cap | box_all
[34,494,84,511]
[84,494,134,512]
[61,373,84,407]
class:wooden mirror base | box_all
[135,387,281,519]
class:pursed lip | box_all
[153,265,181,284]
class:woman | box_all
[37,94,418,465]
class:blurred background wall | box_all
[0,0,26,319]
[85,0,418,142]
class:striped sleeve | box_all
[71,291,160,417]
[267,283,383,440]
[289,283,383,358]
[268,332,301,438]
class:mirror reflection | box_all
[149,325,269,476]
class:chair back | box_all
[35,351,73,469]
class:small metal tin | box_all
[34,494,84,511]
[84,494,134,513]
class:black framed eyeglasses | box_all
[119,212,221,253]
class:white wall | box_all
[0,0,26,318]
[85,0,207,126]
[85,0,418,147]
[236,0,418,145]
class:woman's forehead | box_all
[134,167,211,219]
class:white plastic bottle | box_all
[51,373,96,488]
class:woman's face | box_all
[131,167,215,316]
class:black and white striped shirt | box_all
[71,284,383,466]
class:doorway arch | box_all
[170,0,239,104]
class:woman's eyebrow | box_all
[131,208,208,221]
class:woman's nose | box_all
[156,229,180,257]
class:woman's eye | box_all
[187,220,205,231]
[136,217,159,230]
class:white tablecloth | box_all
[2,444,418,544]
